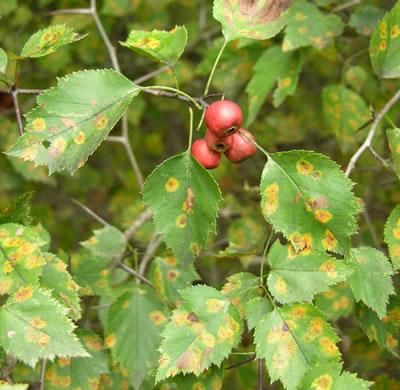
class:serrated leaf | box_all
[349,5,386,36]
[370,2,400,79]
[17,25,86,59]
[282,2,344,51]
[213,0,290,41]
[260,150,359,254]
[40,253,81,320]
[143,152,222,267]
[299,362,372,389]
[387,128,400,184]
[245,297,273,330]
[384,202,400,270]
[149,256,200,306]
[6,70,140,175]
[0,223,46,294]
[267,241,352,304]
[254,303,341,390]
[245,46,301,125]
[0,286,88,367]
[105,286,168,390]
[345,247,394,319]
[156,285,243,382]
[0,192,34,225]
[173,364,224,389]
[0,47,7,74]
[81,226,126,259]
[120,26,187,66]
[44,329,109,390]
[322,85,369,153]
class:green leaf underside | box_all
[81,226,126,259]
[349,5,386,36]
[143,152,222,267]
[267,241,352,304]
[384,202,400,270]
[260,150,359,254]
[0,385,28,390]
[40,253,81,321]
[282,2,344,51]
[0,47,7,74]
[0,192,34,226]
[0,287,87,367]
[0,223,46,294]
[106,286,168,390]
[149,256,200,306]
[299,362,372,389]
[245,297,273,330]
[370,1,400,78]
[387,128,400,182]
[322,85,369,153]
[172,364,224,389]
[254,303,341,390]
[44,329,109,390]
[246,46,301,125]
[156,285,243,382]
[6,70,139,175]
[120,26,187,65]
[345,247,394,319]
[213,0,291,41]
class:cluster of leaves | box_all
[0,0,400,389]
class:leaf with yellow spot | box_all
[0,287,87,367]
[0,192,33,226]
[344,248,395,319]
[260,150,360,254]
[254,303,341,390]
[299,362,372,389]
[282,2,344,51]
[384,202,400,270]
[172,364,224,389]
[149,256,199,306]
[322,85,369,153]
[105,285,168,390]
[143,152,222,267]
[349,6,385,36]
[345,66,367,92]
[6,70,140,175]
[370,1,400,78]
[156,285,243,382]
[16,24,87,59]
[245,46,301,125]
[267,241,352,304]
[120,26,187,65]
[213,0,290,41]
[44,329,109,390]
[387,128,400,184]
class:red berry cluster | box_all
[191,100,257,169]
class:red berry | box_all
[224,129,257,163]
[191,139,221,169]
[204,100,242,138]
[205,129,233,152]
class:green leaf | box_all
[44,329,109,390]
[282,2,344,51]
[299,362,372,389]
[149,256,200,306]
[0,192,34,225]
[0,223,46,294]
[17,25,87,59]
[105,286,168,390]
[0,0,17,16]
[0,384,29,390]
[344,65,367,92]
[0,47,7,74]
[345,248,395,319]
[387,128,400,185]
[245,46,301,125]
[267,241,352,304]
[384,202,400,270]
[173,365,224,389]
[156,285,243,382]
[349,5,386,36]
[81,226,126,259]
[120,26,187,66]
[40,253,81,320]
[143,152,222,267]
[254,303,341,390]
[370,1,400,79]
[245,296,273,330]
[213,0,290,41]
[0,286,88,367]
[322,85,369,153]
[6,70,140,175]
[260,150,360,255]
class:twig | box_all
[124,208,153,240]
[121,125,144,189]
[368,146,395,171]
[39,358,47,390]
[71,198,111,227]
[0,87,43,94]
[133,66,170,85]
[10,86,23,136]
[331,0,360,13]
[142,88,209,109]
[138,234,164,276]
[89,303,111,310]
[119,261,154,288]
[345,89,400,177]
[258,359,263,390]
[44,8,91,15]
[225,353,256,370]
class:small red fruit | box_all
[224,129,257,163]
[191,139,221,169]
[205,130,233,152]
[205,100,242,138]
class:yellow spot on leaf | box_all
[190,242,200,255]
[105,334,116,348]
[95,115,108,130]
[274,277,287,295]
[3,237,24,247]
[290,232,312,252]
[74,132,86,144]
[165,177,179,192]
[380,40,387,51]
[172,311,188,325]
[32,118,46,131]
[290,305,307,320]
[59,357,71,367]
[298,27,307,34]
[26,255,43,269]
[309,318,324,336]
[296,160,313,174]
[391,25,400,38]
[251,95,258,103]
[311,170,322,180]
[206,298,226,313]
[264,183,279,216]
[83,336,103,351]
[167,270,180,282]
[322,230,337,250]
[272,353,288,371]
[295,12,306,21]
[329,92,339,101]
[387,334,398,348]
[14,286,33,302]
[393,228,400,239]
[0,280,13,293]
[17,242,34,255]
[164,256,177,265]
[315,210,332,223]
[30,317,46,329]
[320,337,339,356]
[311,374,333,390]
[149,311,166,325]
[320,260,338,278]
[176,214,187,228]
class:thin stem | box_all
[123,208,153,240]
[133,66,170,84]
[258,358,263,390]
[188,107,194,150]
[122,136,144,189]
[331,0,360,13]
[259,230,274,286]
[11,86,23,136]
[203,39,228,96]
[238,129,270,157]
[44,8,91,15]
[71,198,110,227]
[225,354,256,370]
[106,135,124,143]
[39,359,47,390]
[89,303,111,310]
[368,146,395,172]
[119,261,154,288]
[138,234,164,276]
[0,87,43,94]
